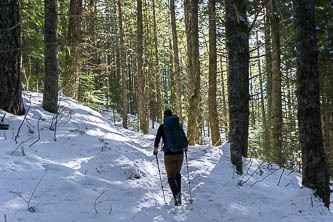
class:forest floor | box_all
[0,92,332,222]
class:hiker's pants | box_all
[164,152,184,179]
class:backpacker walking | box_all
[153,109,188,206]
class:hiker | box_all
[153,109,188,206]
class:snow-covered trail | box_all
[0,93,223,222]
[98,123,223,221]
[98,122,333,222]
[1,93,332,222]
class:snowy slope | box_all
[0,92,332,222]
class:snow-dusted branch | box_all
[240,161,264,186]
[15,95,31,143]
[10,171,46,212]
[29,117,42,147]
[245,158,254,175]
[93,189,112,215]
[10,137,34,155]
[250,167,281,187]
[1,113,5,122]
[50,110,60,141]
[0,113,9,130]
[94,190,105,214]
[277,168,285,186]
[54,112,58,141]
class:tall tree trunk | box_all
[118,0,128,129]
[168,15,175,110]
[257,30,268,154]
[225,0,249,174]
[152,0,162,123]
[294,0,330,208]
[208,0,221,146]
[322,83,332,177]
[128,55,133,114]
[43,0,59,113]
[143,0,150,134]
[184,0,200,146]
[0,0,25,115]
[170,0,182,123]
[249,65,255,126]
[151,0,158,125]
[137,0,148,134]
[63,0,82,100]
[220,55,228,139]
[238,1,249,159]
[269,0,283,165]
[264,5,272,158]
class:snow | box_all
[0,92,332,222]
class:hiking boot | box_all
[175,192,181,206]
[168,178,181,206]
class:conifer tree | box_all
[43,0,59,113]
[63,0,82,100]
[208,0,221,146]
[185,0,201,145]
[0,0,25,115]
[294,0,330,208]
[225,0,249,174]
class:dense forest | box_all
[0,0,332,207]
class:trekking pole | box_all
[185,151,193,203]
[155,154,167,205]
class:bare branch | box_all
[251,167,281,187]
[29,118,42,147]
[54,112,58,141]
[28,171,46,206]
[94,190,106,214]
[0,113,9,130]
[15,95,32,143]
[277,168,285,186]
[240,161,264,186]
[11,137,34,155]
[10,171,47,213]
[246,158,254,175]
[1,113,6,122]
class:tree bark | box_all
[184,0,200,146]
[257,30,268,154]
[143,0,150,134]
[249,65,255,126]
[168,15,175,110]
[152,0,162,124]
[269,0,283,165]
[170,0,182,123]
[225,0,249,174]
[43,0,59,113]
[294,0,330,208]
[0,0,25,115]
[264,5,272,158]
[118,0,128,129]
[208,0,221,146]
[220,55,228,140]
[137,0,148,134]
[63,0,82,100]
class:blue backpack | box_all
[163,115,188,153]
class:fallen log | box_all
[0,123,9,130]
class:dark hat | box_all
[164,109,173,117]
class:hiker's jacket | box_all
[154,124,183,155]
